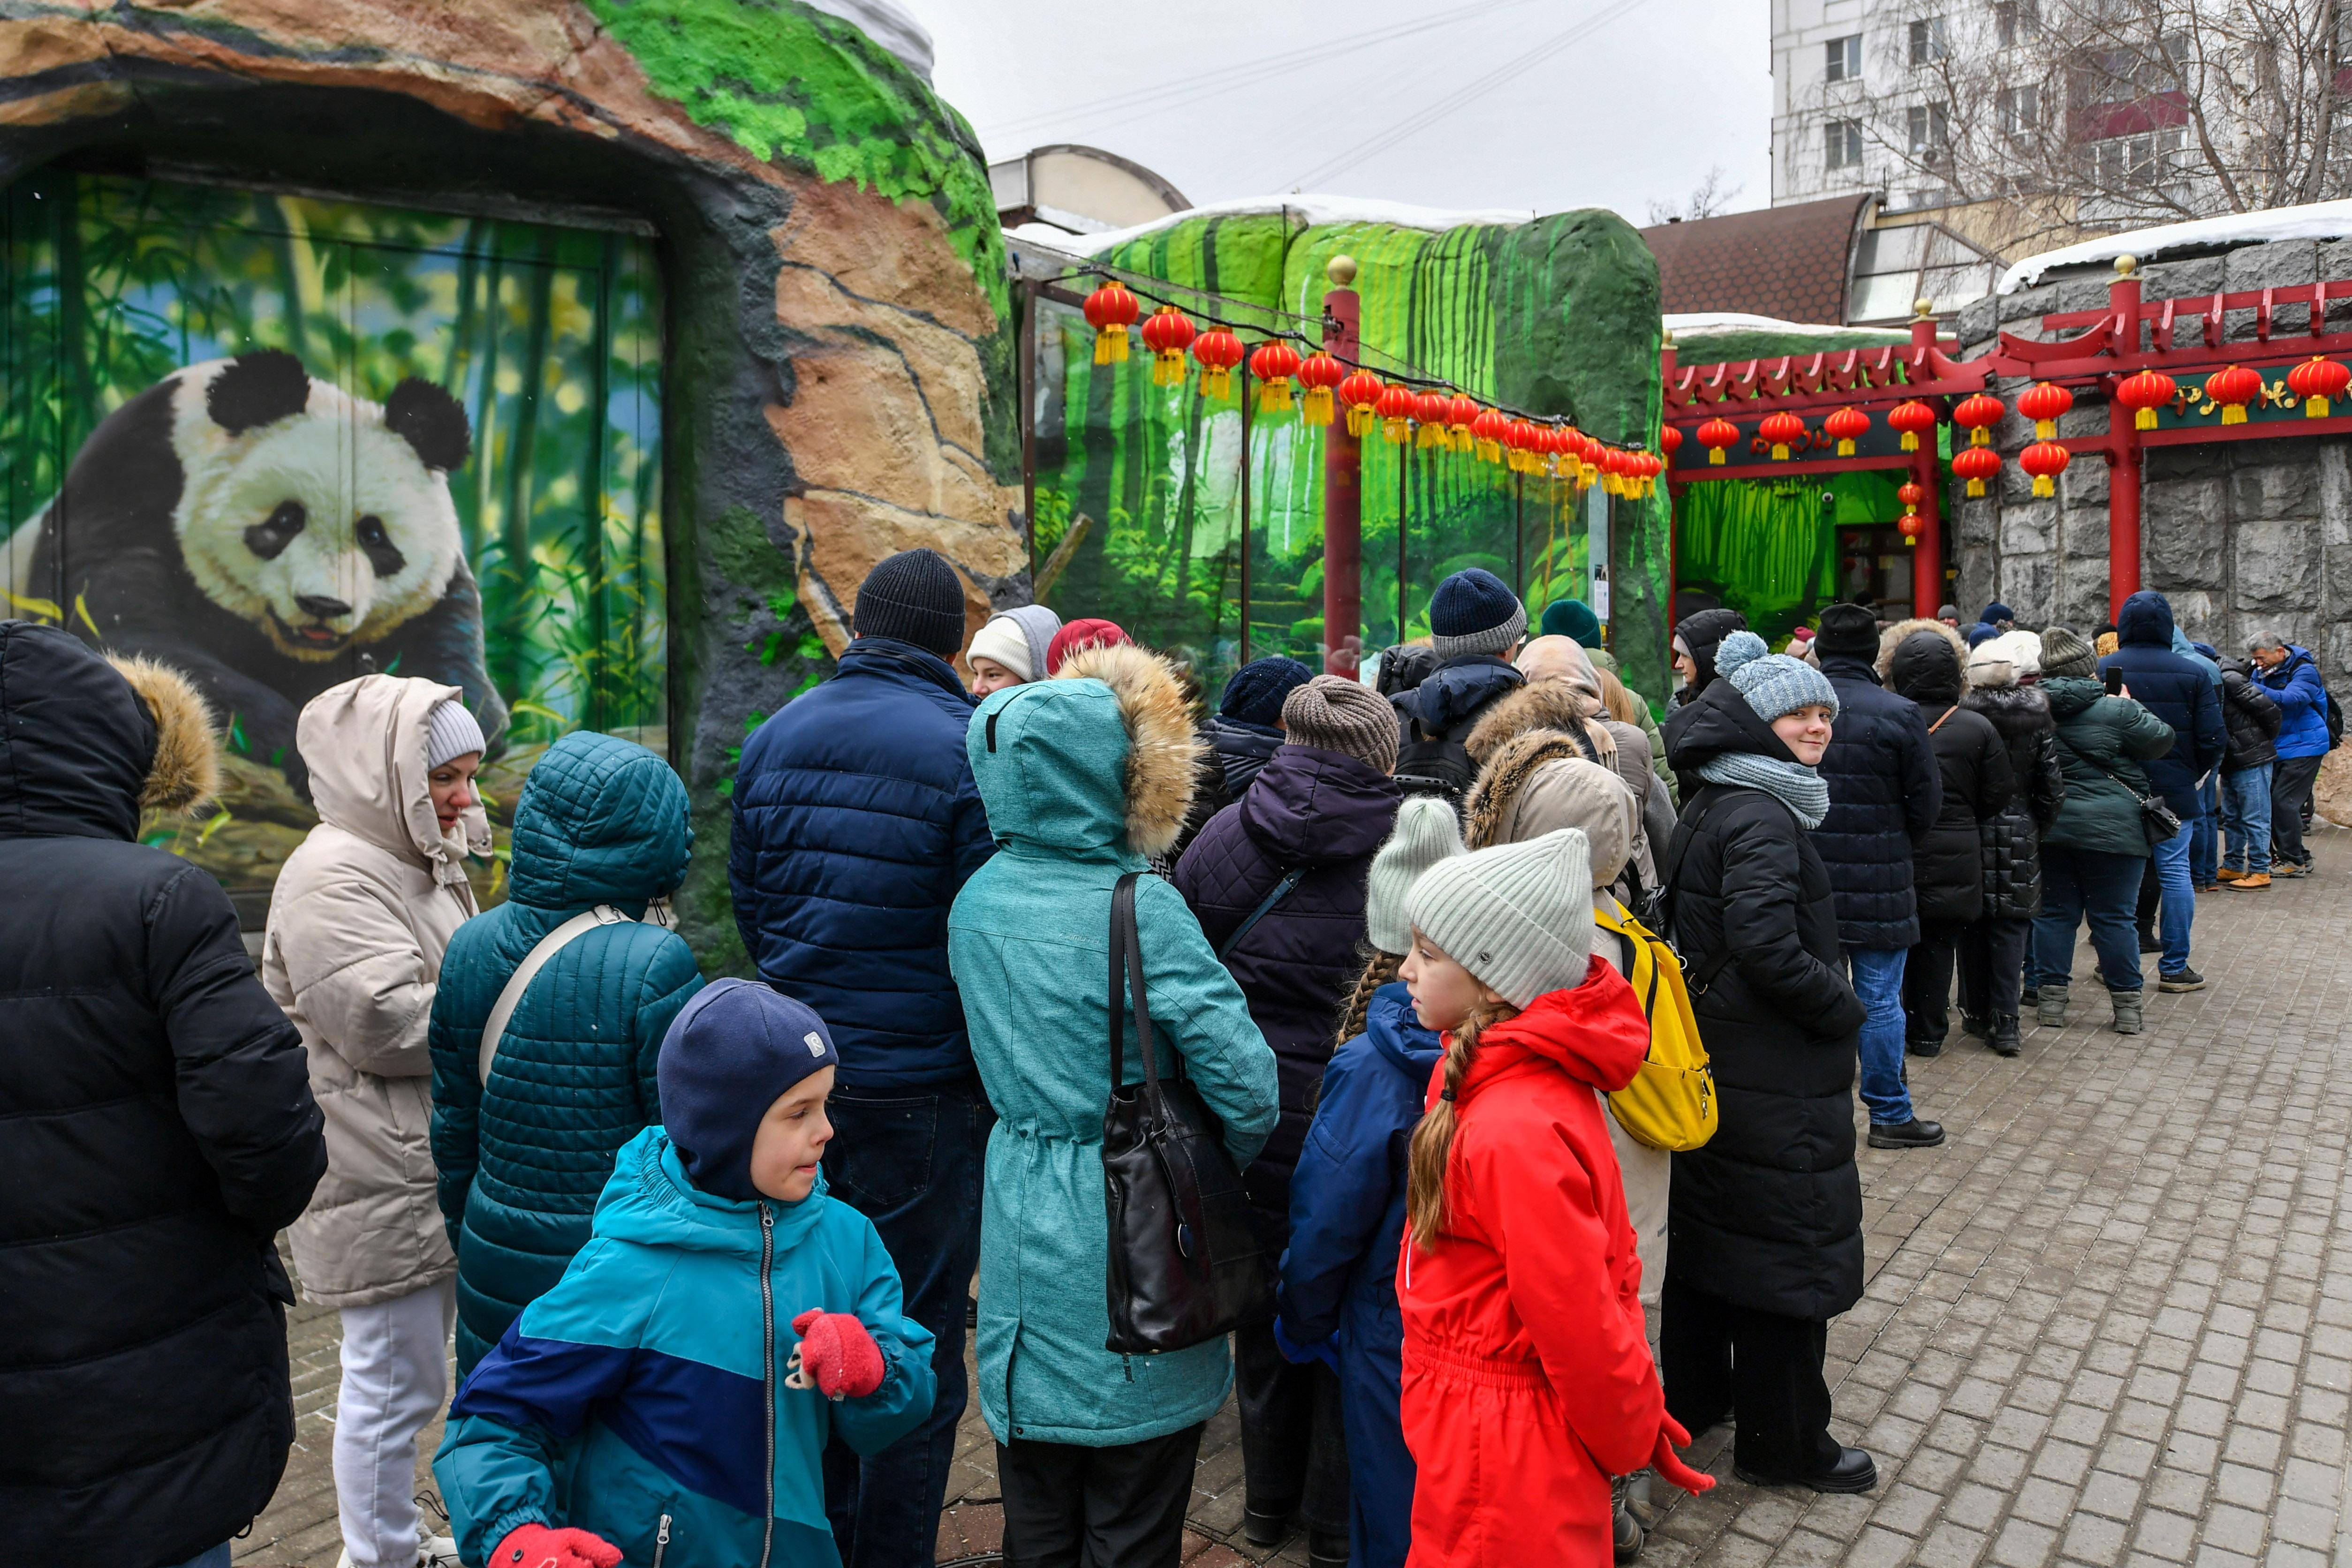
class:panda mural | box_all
[15,348,506,797]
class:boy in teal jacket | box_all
[434,980,937,1568]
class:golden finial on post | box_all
[1326,254,1358,286]
[2114,254,2138,277]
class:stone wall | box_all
[1951,241,2352,692]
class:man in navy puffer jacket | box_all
[729,548,996,1568]
[1811,603,1944,1150]
[2099,592,2218,990]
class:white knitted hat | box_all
[424,699,486,769]
[967,614,1036,681]
[1363,796,1464,956]
[1405,827,1595,1008]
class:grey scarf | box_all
[1694,752,1830,829]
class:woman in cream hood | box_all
[263,673,490,1568]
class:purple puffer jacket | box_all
[1172,744,1401,1235]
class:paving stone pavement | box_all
[244,829,2352,1567]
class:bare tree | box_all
[1647,165,1747,224]
[1792,0,2352,257]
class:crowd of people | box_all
[2,553,2327,1568]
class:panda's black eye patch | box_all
[355,514,407,578]
[244,500,306,560]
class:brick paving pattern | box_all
[242,830,2352,1567]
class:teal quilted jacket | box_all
[430,732,705,1371]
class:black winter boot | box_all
[1960,1012,1992,1040]
[1990,1014,2021,1056]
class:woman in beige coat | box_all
[263,675,488,1568]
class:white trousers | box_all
[333,1278,456,1568]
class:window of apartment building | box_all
[1997,83,2040,136]
[2093,127,2186,187]
[1909,15,1948,65]
[1825,33,1863,82]
[1907,102,1950,154]
[1995,0,2038,45]
[1826,118,1865,170]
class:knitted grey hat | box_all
[1715,631,1839,724]
[424,699,486,769]
[2041,625,2097,679]
[1406,827,1595,1009]
[1282,675,1400,774]
[1364,796,1464,956]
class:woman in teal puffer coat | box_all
[428,731,705,1371]
[951,641,1279,1567]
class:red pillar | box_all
[1322,266,1363,676]
[2107,270,2145,617]
[1909,312,1943,616]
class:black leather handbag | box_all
[1101,872,1273,1354]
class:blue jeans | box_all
[2190,777,2219,885]
[821,1078,992,1568]
[2222,764,2274,874]
[1844,946,1913,1127]
[163,1549,230,1568]
[2032,844,2145,993]
[2150,818,2195,976]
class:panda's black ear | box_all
[206,349,311,434]
[384,378,472,472]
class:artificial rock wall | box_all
[1951,241,2352,688]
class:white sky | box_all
[911,0,1773,228]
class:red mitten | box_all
[1652,1413,1716,1495]
[488,1523,623,1568]
[788,1308,885,1400]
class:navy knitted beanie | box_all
[1220,656,1315,727]
[1429,569,1527,660]
[657,978,840,1203]
[855,548,968,656]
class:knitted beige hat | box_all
[1282,674,1401,774]
[1364,796,1464,955]
[1405,828,1595,1008]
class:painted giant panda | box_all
[14,349,506,797]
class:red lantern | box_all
[1953,392,2005,447]
[2287,354,2351,419]
[1757,409,1806,461]
[2206,362,2263,424]
[1412,389,1452,449]
[1697,417,1740,465]
[1248,339,1301,413]
[1897,480,1924,509]
[1602,446,1632,495]
[1661,424,1683,459]
[1338,369,1386,438]
[1297,351,1346,427]
[1633,450,1664,497]
[1192,326,1244,402]
[1445,393,1480,452]
[2019,439,2071,497]
[2017,381,2073,439]
[2288,354,2351,419]
[1823,406,1869,456]
[1576,430,1603,489]
[1139,305,1196,388]
[1504,418,1541,472]
[1083,279,1139,365]
[2116,368,2176,430]
[1952,445,2002,498]
[1897,512,1924,547]
[1469,407,1510,464]
[1888,399,1936,452]
[1376,384,1418,445]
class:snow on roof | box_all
[1061,193,1550,256]
[1665,312,1907,340]
[1999,198,2352,293]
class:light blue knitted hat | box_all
[1716,630,1839,724]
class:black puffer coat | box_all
[0,622,327,1568]
[1885,632,2013,926]
[1660,680,1868,1321]
[2217,658,2283,773]
[1174,743,1401,1236]
[1959,682,2065,920]
[1816,652,1942,948]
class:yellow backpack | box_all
[1594,902,1718,1152]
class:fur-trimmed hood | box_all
[970,640,1201,861]
[1464,677,1612,766]
[1462,727,1593,849]
[1875,617,1968,679]
[0,621,219,842]
[1462,727,1638,886]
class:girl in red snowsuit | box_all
[1396,828,1710,1565]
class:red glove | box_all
[487,1523,622,1568]
[788,1308,885,1400]
[1652,1413,1715,1495]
